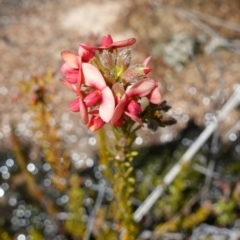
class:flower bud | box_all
[112,83,125,103]
[122,64,146,84]
[99,50,115,69]
[116,48,132,70]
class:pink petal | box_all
[69,98,80,112]
[82,63,106,90]
[84,90,102,107]
[61,51,79,69]
[79,98,88,124]
[127,79,156,97]
[110,94,128,125]
[127,99,142,116]
[99,87,115,122]
[101,35,113,47]
[61,63,76,75]
[148,87,161,104]
[113,116,123,127]
[111,38,136,48]
[143,56,151,67]
[87,116,105,131]
[78,45,95,62]
[76,59,83,97]
[79,44,99,51]
[125,111,143,126]
[80,37,136,50]
[142,57,152,74]
[61,63,79,83]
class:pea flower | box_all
[60,51,81,84]
[111,79,161,125]
[60,34,166,131]
[60,51,88,124]
[82,63,115,123]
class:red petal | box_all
[79,98,88,124]
[78,45,95,62]
[87,116,105,131]
[111,38,136,48]
[76,58,83,97]
[127,79,156,97]
[80,37,136,50]
[69,98,80,112]
[84,90,102,107]
[101,35,113,47]
[127,99,142,116]
[61,63,79,83]
[110,94,128,125]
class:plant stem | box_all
[112,126,138,240]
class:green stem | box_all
[112,126,138,240]
[97,124,139,239]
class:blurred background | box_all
[0,0,240,239]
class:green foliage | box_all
[18,71,71,191]
[65,175,86,238]
[214,199,236,226]
[5,71,86,239]
[0,230,13,240]
[29,230,44,240]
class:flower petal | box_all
[111,38,136,48]
[61,51,79,69]
[142,56,152,74]
[125,111,143,126]
[87,116,105,131]
[101,34,113,47]
[82,63,106,90]
[84,90,102,107]
[76,58,83,97]
[78,45,95,62]
[127,79,156,97]
[148,87,161,104]
[143,56,151,67]
[110,94,128,125]
[99,86,115,122]
[69,98,80,112]
[61,63,79,83]
[79,44,98,51]
[127,99,142,116]
[79,98,88,124]
[80,37,136,50]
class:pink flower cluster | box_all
[60,35,161,131]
